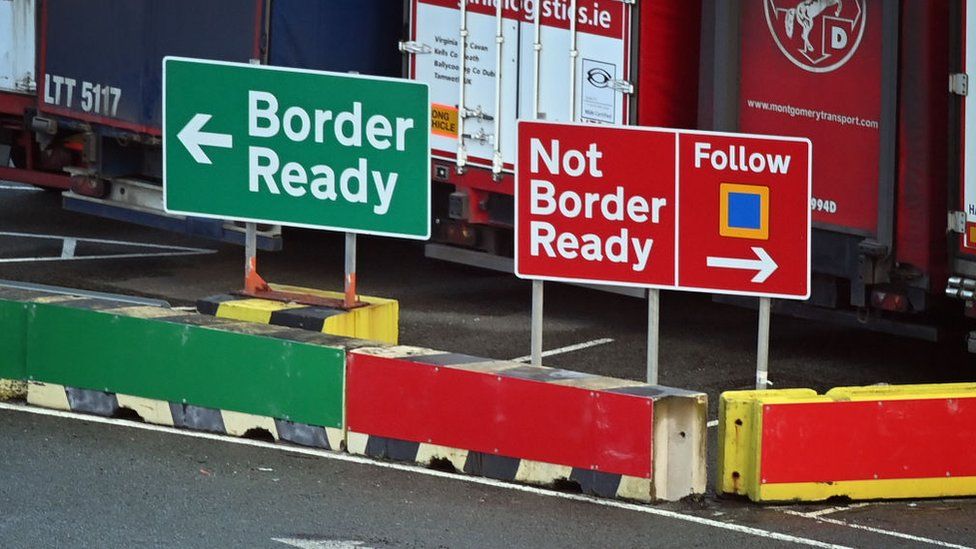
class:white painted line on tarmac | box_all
[0,231,215,263]
[0,185,42,191]
[0,231,212,251]
[0,401,848,549]
[777,509,971,549]
[707,419,719,428]
[0,251,215,264]
[797,504,869,518]
[273,538,369,549]
[511,338,615,363]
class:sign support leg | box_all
[531,279,544,366]
[646,288,660,385]
[243,222,268,293]
[244,222,257,290]
[344,232,357,309]
[756,297,771,390]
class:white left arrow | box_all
[706,247,778,283]
[177,113,233,165]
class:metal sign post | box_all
[242,59,262,295]
[530,279,543,366]
[245,222,256,286]
[243,221,268,293]
[756,297,771,389]
[344,232,357,308]
[647,289,660,385]
[529,0,544,369]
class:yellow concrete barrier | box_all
[718,383,976,502]
[197,283,399,344]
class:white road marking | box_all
[0,401,848,549]
[0,231,213,250]
[60,238,77,259]
[0,185,42,191]
[707,419,719,428]
[777,509,971,549]
[0,252,215,264]
[511,338,615,363]
[797,504,869,518]
[273,538,369,549]
[0,231,214,263]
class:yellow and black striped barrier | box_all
[197,283,398,344]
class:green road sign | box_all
[163,57,430,239]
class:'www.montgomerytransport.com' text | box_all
[745,99,879,130]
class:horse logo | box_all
[764,0,867,73]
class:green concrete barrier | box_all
[0,289,31,400]
[27,299,347,428]
[0,290,360,448]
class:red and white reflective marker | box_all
[515,121,811,297]
[515,121,811,387]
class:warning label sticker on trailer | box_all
[580,59,617,124]
[431,103,459,139]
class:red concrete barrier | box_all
[719,383,976,502]
[346,346,707,502]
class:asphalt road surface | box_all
[1,183,976,548]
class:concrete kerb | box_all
[0,288,707,503]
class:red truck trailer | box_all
[403,0,701,295]
[699,0,961,342]
[0,0,72,190]
[4,0,976,347]
[950,0,976,349]
[407,0,976,346]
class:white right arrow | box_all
[706,247,778,283]
[177,113,233,165]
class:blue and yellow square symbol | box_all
[719,183,769,240]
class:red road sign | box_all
[515,121,811,299]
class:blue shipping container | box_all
[40,0,261,133]
[268,0,403,77]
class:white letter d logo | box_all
[831,26,849,50]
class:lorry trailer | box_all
[2,0,976,347]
